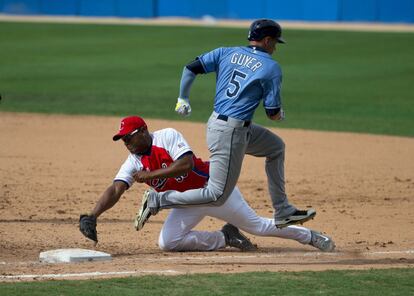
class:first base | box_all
[39,248,112,263]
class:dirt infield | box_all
[0,112,413,281]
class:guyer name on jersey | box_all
[230,53,262,72]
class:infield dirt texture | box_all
[0,17,413,281]
[0,112,413,279]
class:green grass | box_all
[1,269,413,295]
[0,22,413,137]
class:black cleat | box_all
[221,223,257,251]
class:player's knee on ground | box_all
[158,234,182,251]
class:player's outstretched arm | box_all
[79,181,127,243]
[90,181,128,218]
[175,59,206,116]
[175,67,195,116]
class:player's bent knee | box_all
[266,144,285,160]
[158,236,181,251]
[160,242,182,251]
[212,196,227,206]
[207,185,235,206]
[209,187,223,200]
[202,186,225,205]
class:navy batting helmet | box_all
[247,19,286,43]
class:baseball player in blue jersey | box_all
[136,19,316,229]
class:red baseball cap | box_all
[113,116,147,141]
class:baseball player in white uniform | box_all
[79,116,335,252]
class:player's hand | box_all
[133,170,153,183]
[175,98,192,117]
[278,109,285,121]
[268,108,285,121]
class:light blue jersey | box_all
[199,46,282,121]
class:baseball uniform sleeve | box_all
[114,155,144,189]
[198,47,223,73]
[262,64,283,110]
[162,128,192,161]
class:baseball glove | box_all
[79,214,98,243]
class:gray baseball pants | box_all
[151,111,297,219]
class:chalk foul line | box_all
[0,270,179,280]
[1,249,413,280]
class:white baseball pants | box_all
[158,187,312,251]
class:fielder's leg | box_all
[203,187,311,244]
[158,208,225,251]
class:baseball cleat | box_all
[274,208,316,229]
[221,223,257,251]
[134,189,152,231]
[309,230,336,252]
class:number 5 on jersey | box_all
[226,70,247,98]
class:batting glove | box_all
[175,98,192,117]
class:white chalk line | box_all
[1,249,413,280]
[365,250,414,255]
[0,269,179,280]
[0,260,39,266]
